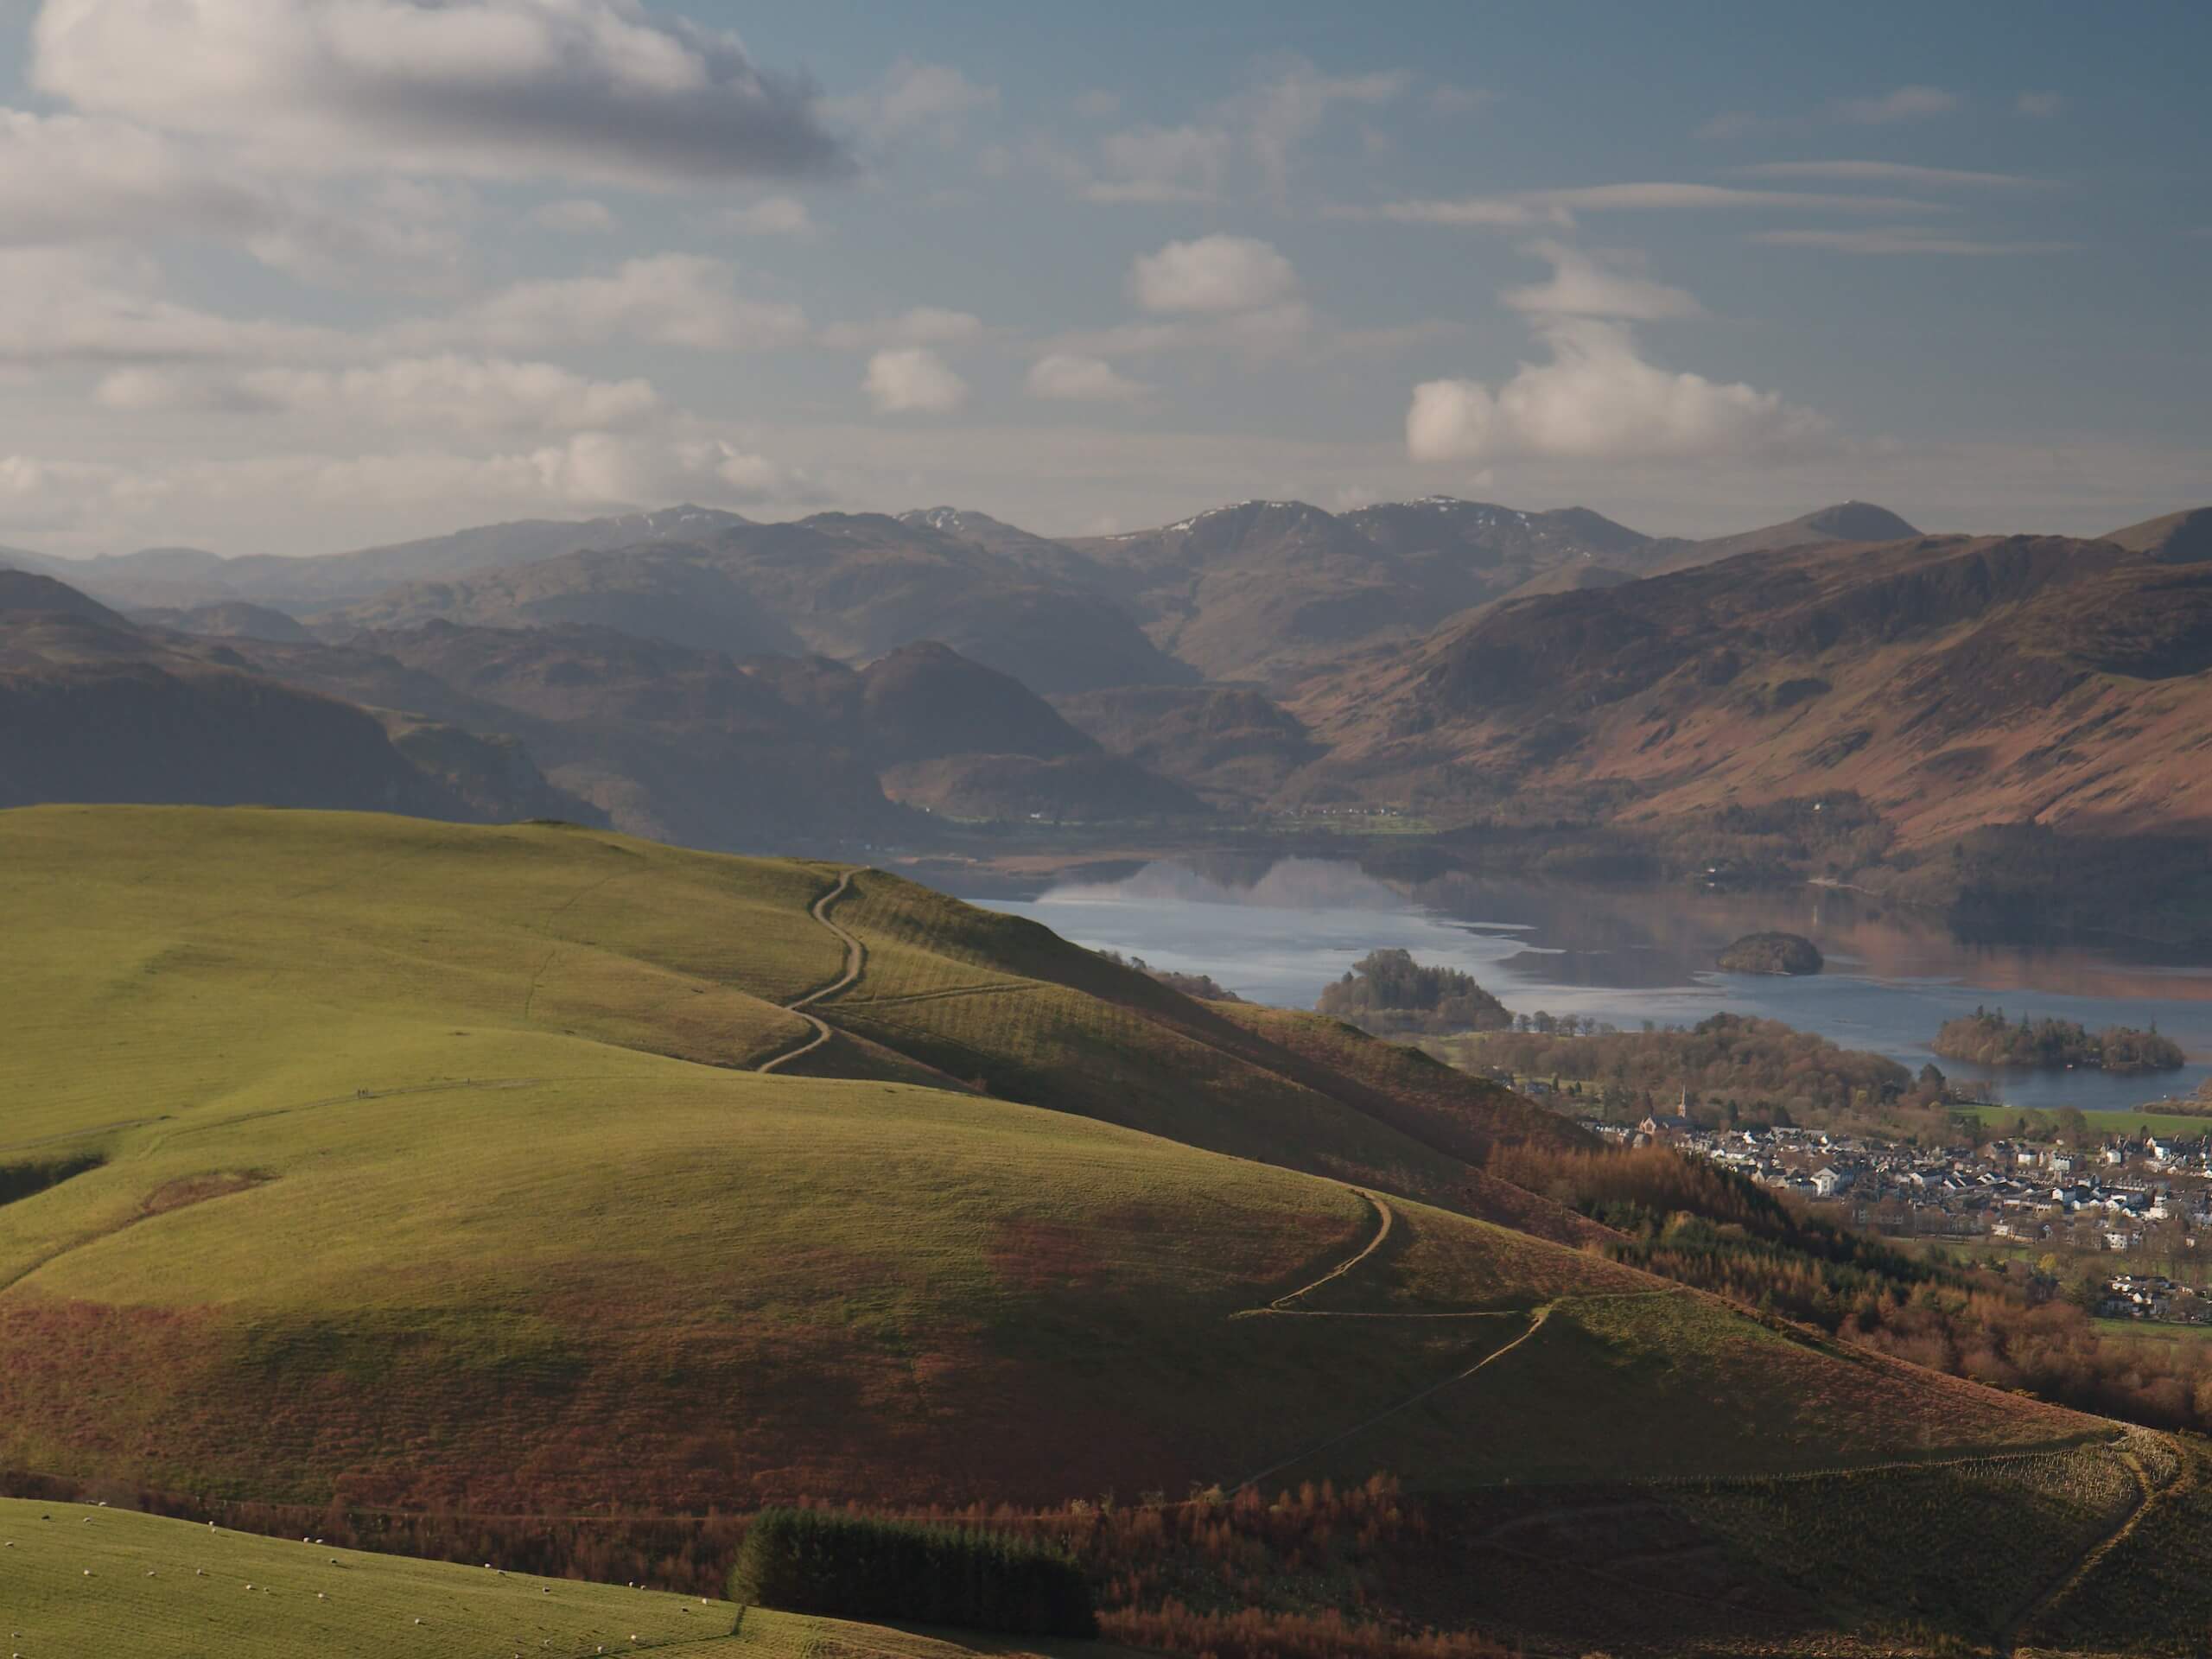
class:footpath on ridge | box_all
[758,868,866,1074]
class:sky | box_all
[0,0,2206,556]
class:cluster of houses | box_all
[1591,1105,2212,1275]
[2100,1272,2203,1323]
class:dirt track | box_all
[758,868,866,1075]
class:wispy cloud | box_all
[1736,160,2043,190]
[1831,86,1961,125]
[2016,91,2068,118]
[1751,226,2079,257]
[1501,241,1703,320]
[1077,54,1405,208]
[1369,181,1948,228]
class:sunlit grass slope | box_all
[0,806,2104,1516]
[0,1498,1131,1659]
[823,870,1589,1205]
[0,804,837,1153]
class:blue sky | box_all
[0,0,2204,554]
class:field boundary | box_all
[758,869,867,1075]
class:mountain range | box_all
[7,492,2211,926]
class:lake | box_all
[969,856,2212,1116]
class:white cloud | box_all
[1407,317,1826,464]
[718,194,813,236]
[1072,89,1121,120]
[242,355,658,430]
[1026,353,1145,403]
[0,248,348,364]
[2016,91,2067,118]
[1086,124,1232,204]
[0,107,463,280]
[531,198,614,233]
[31,0,851,187]
[819,307,982,351]
[863,347,966,414]
[1501,241,1704,320]
[830,57,995,143]
[1751,226,2080,257]
[1832,86,1961,125]
[1129,234,1296,314]
[0,109,276,247]
[404,254,807,353]
[1737,160,2041,189]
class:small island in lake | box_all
[1717,931,1824,976]
[1932,1006,2185,1075]
[1318,947,1513,1036]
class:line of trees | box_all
[728,1507,1096,1637]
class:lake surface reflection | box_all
[973,857,2212,1115]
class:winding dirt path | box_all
[2001,1433,2174,1655]
[1232,1303,1553,1495]
[757,869,866,1075]
[1267,1190,1395,1310]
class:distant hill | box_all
[226,620,1201,842]
[319,512,1192,696]
[2106,504,2212,564]
[1052,682,1321,807]
[859,639,1093,763]
[15,508,755,613]
[1067,496,1656,685]
[1640,500,1922,575]
[1287,527,2212,852]
[0,572,587,823]
[128,600,316,642]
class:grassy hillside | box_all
[0,1497,1127,1659]
[0,806,2113,1530]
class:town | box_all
[1591,1102,2212,1325]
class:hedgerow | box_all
[728,1506,1096,1637]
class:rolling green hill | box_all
[0,1497,1126,1659]
[1,804,2176,1654]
